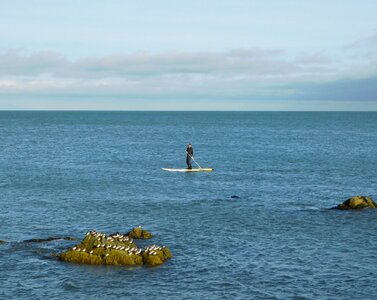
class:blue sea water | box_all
[1,111,377,300]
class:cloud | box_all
[76,49,294,77]
[291,75,377,102]
[0,50,67,76]
[346,32,377,49]
[0,46,376,106]
[294,52,333,65]
[0,48,331,79]
[343,32,377,63]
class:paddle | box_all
[186,151,202,169]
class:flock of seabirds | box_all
[69,229,165,257]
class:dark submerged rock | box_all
[333,196,377,210]
[24,237,77,243]
[0,240,6,244]
[230,195,240,199]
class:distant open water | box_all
[1,111,377,299]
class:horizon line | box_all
[0,109,376,113]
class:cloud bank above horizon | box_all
[1,0,377,110]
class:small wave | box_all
[300,206,320,211]
[286,205,321,211]
[61,279,80,291]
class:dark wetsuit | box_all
[186,146,194,169]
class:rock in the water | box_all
[0,240,6,244]
[24,237,76,243]
[333,196,377,210]
[59,229,171,267]
[126,226,153,239]
[230,195,240,199]
[142,245,173,266]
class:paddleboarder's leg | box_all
[186,157,192,169]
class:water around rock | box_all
[3,112,377,299]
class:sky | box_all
[0,0,377,110]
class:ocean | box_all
[0,111,377,299]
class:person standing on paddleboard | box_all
[186,144,194,169]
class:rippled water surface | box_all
[1,111,377,299]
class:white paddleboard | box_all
[162,168,213,172]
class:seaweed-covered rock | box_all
[60,247,143,266]
[126,226,153,239]
[142,245,173,266]
[333,196,377,210]
[59,230,171,267]
[0,240,5,244]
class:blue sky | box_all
[0,0,377,110]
